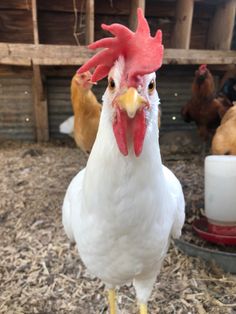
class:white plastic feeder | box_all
[205,156,236,224]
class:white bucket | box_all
[205,156,236,224]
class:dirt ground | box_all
[0,140,236,314]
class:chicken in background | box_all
[60,71,102,153]
[219,77,236,104]
[212,105,236,155]
[181,64,232,143]
[59,115,74,138]
[219,65,236,90]
[62,9,184,314]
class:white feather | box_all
[59,116,74,136]
[62,57,185,304]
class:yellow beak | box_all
[116,87,147,118]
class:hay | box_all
[0,141,236,314]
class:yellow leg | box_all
[140,303,148,314]
[108,289,116,314]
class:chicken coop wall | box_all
[0,0,233,50]
[0,76,34,140]
[47,66,224,139]
[0,0,235,141]
[0,63,224,142]
[1,0,235,49]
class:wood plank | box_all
[0,43,93,66]
[85,0,94,45]
[36,0,222,15]
[190,18,209,49]
[0,10,34,43]
[32,0,49,142]
[129,0,146,31]
[0,74,34,141]
[164,49,236,65]
[0,65,32,77]
[95,0,185,17]
[37,0,130,15]
[32,0,39,45]
[0,1,215,47]
[0,43,236,66]
[171,0,194,49]
[38,11,84,45]
[207,0,236,50]
[0,1,32,10]
[0,44,31,66]
[37,0,176,17]
[37,0,83,13]
[32,64,49,141]
[195,0,228,3]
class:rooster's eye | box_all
[108,78,116,91]
[148,79,155,94]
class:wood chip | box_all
[0,140,236,313]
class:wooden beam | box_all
[32,64,49,141]
[0,65,32,77]
[207,0,236,50]
[129,0,145,31]
[32,0,39,45]
[164,49,236,65]
[32,0,49,142]
[0,43,94,66]
[171,0,194,49]
[85,0,94,45]
[0,43,236,66]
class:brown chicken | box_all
[181,64,232,142]
[212,105,236,155]
[71,71,102,153]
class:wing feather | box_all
[62,169,86,242]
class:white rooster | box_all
[62,8,185,314]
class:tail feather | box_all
[62,169,85,243]
[59,116,74,136]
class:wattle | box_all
[112,107,147,157]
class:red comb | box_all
[78,8,163,86]
[199,64,207,71]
